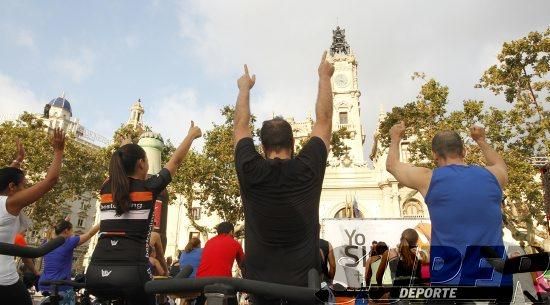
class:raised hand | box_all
[390,121,406,141]
[51,128,66,152]
[470,125,486,143]
[237,64,256,91]
[188,121,202,140]
[120,136,133,146]
[15,138,25,163]
[318,51,335,79]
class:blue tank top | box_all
[425,164,511,286]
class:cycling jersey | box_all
[87,169,171,305]
[90,169,171,265]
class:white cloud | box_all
[146,88,223,149]
[15,29,35,49]
[52,48,96,83]
[176,0,550,155]
[124,34,140,49]
[0,72,44,122]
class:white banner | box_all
[321,218,430,288]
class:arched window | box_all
[402,200,424,218]
[334,206,364,218]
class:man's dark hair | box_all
[260,117,294,153]
[54,220,73,235]
[216,222,234,234]
[431,131,464,159]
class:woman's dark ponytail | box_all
[109,144,146,216]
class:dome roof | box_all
[48,96,72,116]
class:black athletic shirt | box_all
[235,137,328,287]
[319,239,330,281]
[91,169,171,265]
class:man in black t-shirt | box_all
[233,52,334,304]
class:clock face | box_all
[334,74,349,88]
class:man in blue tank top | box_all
[386,122,512,297]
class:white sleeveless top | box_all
[0,196,21,285]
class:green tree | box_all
[477,27,549,156]
[330,127,352,161]
[0,113,105,230]
[171,106,256,236]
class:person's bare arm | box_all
[149,257,164,276]
[9,139,25,168]
[22,258,39,276]
[164,121,202,177]
[327,243,336,280]
[7,129,65,216]
[78,224,100,246]
[234,65,256,147]
[470,125,508,188]
[310,51,335,151]
[364,257,373,285]
[376,251,389,285]
[152,232,169,276]
[385,122,432,197]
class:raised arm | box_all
[310,51,335,151]
[376,250,389,285]
[385,122,432,197]
[233,64,256,147]
[6,128,65,216]
[164,121,202,177]
[327,242,336,280]
[78,224,100,246]
[9,139,25,168]
[470,125,508,187]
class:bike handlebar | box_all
[145,269,320,303]
[40,280,87,289]
[145,277,318,303]
[0,236,65,258]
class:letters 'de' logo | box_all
[101,269,112,277]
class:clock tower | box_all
[328,26,366,165]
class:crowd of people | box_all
[0,50,543,305]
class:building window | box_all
[189,232,200,240]
[401,141,411,162]
[339,112,348,125]
[334,206,363,218]
[403,200,424,218]
[191,207,201,220]
[77,217,84,228]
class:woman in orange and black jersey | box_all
[86,122,202,305]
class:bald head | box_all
[431,131,464,160]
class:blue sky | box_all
[1,0,549,155]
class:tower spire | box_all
[127,98,145,128]
[330,26,350,56]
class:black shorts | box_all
[86,262,154,305]
[0,279,32,305]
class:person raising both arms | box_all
[0,130,66,305]
[86,121,202,305]
[386,122,512,301]
[233,52,334,305]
